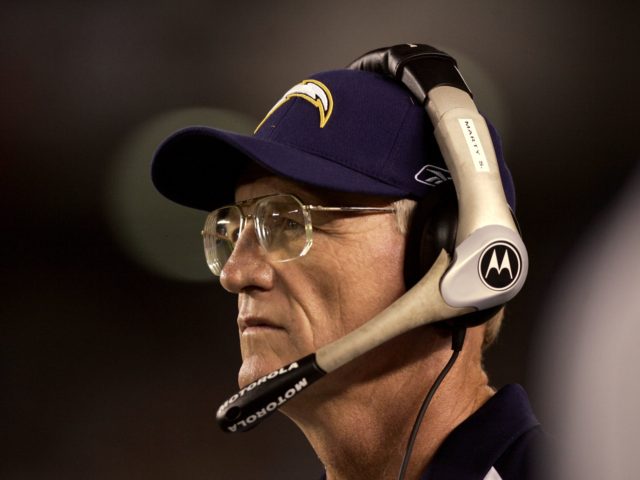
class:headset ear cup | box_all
[403,184,502,328]
[403,183,458,290]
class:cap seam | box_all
[271,137,407,192]
[257,100,297,141]
[384,98,415,188]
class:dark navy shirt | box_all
[420,384,544,480]
[319,384,546,480]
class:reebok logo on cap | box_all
[255,79,334,133]
[415,164,452,187]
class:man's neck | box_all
[282,328,493,480]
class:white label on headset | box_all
[458,118,490,172]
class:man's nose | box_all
[219,223,275,293]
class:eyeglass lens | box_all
[203,205,242,275]
[203,195,311,276]
[255,196,308,261]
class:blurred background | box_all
[2,1,638,478]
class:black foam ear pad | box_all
[403,183,458,290]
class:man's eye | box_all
[269,208,304,229]
[216,224,240,242]
[283,217,303,230]
[270,214,304,241]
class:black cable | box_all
[397,326,467,480]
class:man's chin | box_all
[237,356,279,388]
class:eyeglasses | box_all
[202,193,395,276]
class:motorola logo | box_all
[479,242,522,291]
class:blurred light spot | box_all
[534,166,640,479]
[105,107,256,282]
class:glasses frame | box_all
[202,193,396,275]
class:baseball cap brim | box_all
[151,125,412,212]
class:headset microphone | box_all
[216,44,528,433]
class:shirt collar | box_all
[420,384,540,479]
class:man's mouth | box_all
[238,316,285,334]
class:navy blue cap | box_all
[151,69,515,211]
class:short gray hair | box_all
[391,198,417,235]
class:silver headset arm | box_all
[427,86,528,310]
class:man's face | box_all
[218,172,407,388]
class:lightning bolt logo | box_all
[255,79,334,133]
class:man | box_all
[152,49,544,479]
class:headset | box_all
[215,44,528,435]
